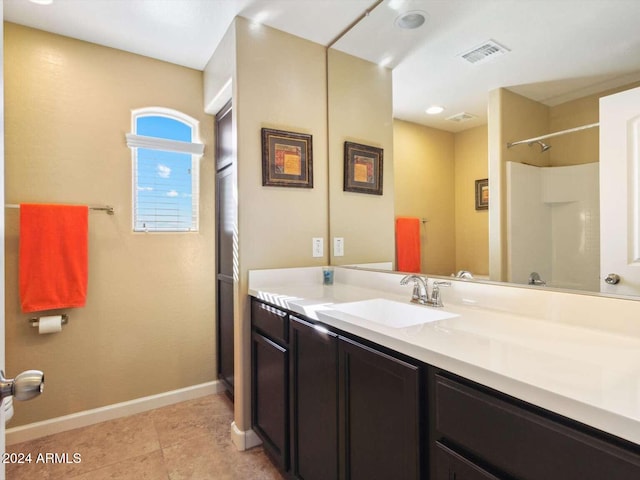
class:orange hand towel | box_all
[396,217,421,273]
[19,204,89,313]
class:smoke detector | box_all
[459,40,510,64]
[446,112,476,123]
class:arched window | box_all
[126,107,204,232]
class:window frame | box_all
[126,107,204,233]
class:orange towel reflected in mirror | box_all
[19,204,89,313]
[396,217,421,273]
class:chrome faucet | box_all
[454,270,473,279]
[400,275,452,307]
[400,275,430,304]
[528,272,546,286]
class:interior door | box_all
[1,10,6,480]
[600,85,640,295]
[215,100,236,397]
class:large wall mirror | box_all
[327,0,640,298]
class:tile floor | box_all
[6,394,284,479]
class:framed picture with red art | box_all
[261,128,313,188]
[343,141,383,195]
[475,178,489,210]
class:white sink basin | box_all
[317,298,458,329]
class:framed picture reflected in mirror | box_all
[344,141,383,195]
[475,178,489,210]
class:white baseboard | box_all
[231,421,262,451]
[6,380,223,446]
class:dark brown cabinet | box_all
[289,316,338,480]
[251,296,640,480]
[434,442,501,480]
[251,300,290,471]
[251,332,289,470]
[251,299,423,480]
[432,373,640,480]
[251,301,340,478]
[338,336,421,480]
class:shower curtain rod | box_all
[5,204,115,215]
[506,122,599,148]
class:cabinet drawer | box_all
[251,299,288,345]
[434,442,502,480]
[434,374,640,480]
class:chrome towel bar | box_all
[5,204,114,215]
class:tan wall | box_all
[454,125,489,276]
[549,81,640,166]
[328,49,395,267]
[393,119,455,275]
[234,18,328,430]
[392,120,488,277]
[4,24,216,426]
[549,94,599,166]
[500,89,550,167]
[488,88,550,280]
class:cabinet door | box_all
[252,332,288,470]
[338,336,421,480]
[290,317,338,480]
[434,442,502,480]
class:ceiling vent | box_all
[459,40,510,64]
[446,112,476,123]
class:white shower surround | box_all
[507,161,600,291]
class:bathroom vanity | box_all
[249,267,640,480]
[252,298,421,479]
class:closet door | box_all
[215,100,235,397]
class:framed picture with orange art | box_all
[343,141,383,195]
[475,178,489,210]
[261,128,313,188]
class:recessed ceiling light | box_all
[378,56,393,68]
[395,10,428,30]
[426,105,445,115]
[29,0,54,5]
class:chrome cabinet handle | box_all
[604,273,621,285]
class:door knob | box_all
[0,370,44,402]
[604,273,621,285]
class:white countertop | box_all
[249,266,640,446]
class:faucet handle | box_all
[430,281,451,307]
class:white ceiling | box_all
[5,0,640,133]
[3,0,375,69]
[334,0,640,132]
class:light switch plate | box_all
[334,237,344,256]
[312,237,324,257]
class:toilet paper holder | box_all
[29,314,69,328]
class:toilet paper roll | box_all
[38,315,63,334]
